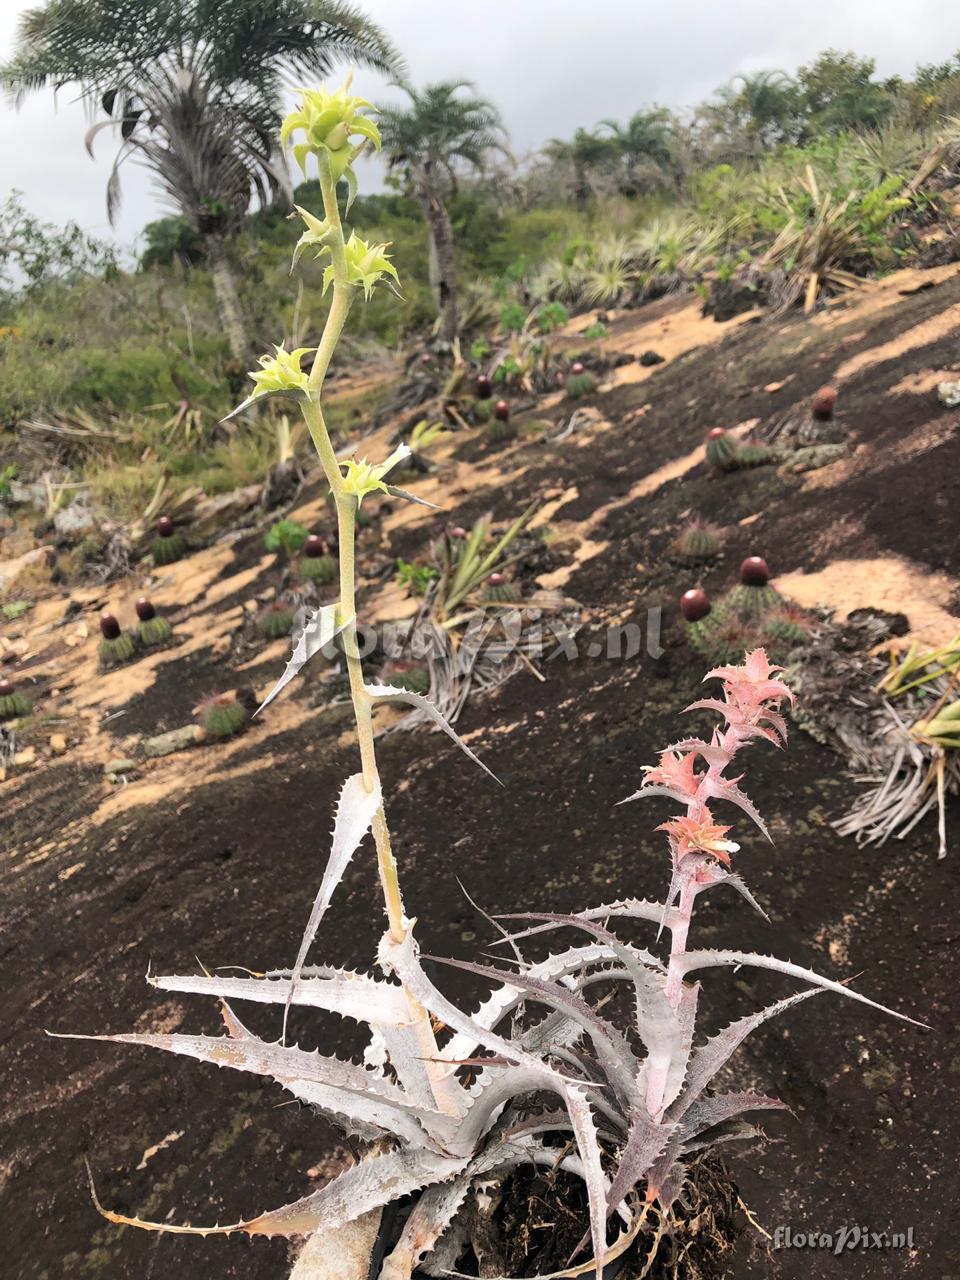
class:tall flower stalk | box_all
[249,79,459,1114]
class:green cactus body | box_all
[735,442,773,468]
[706,433,738,471]
[199,697,249,738]
[98,633,137,669]
[726,582,783,621]
[485,580,522,604]
[152,531,188,565]
[487,418,517,444]
[258,605,296,639]
[473,398,493,423]
[138,616,173,647]
[687,606,765,665]
[388,666,430,695]
[0,691,31,720]
[676,522,721,560]
[566,371,598,399]
[764,615,809,647]
[300,553,337,585]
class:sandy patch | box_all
[832,303,960,383]
[777,557,960,648]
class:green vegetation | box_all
[264,518,310,556]
[3,44,960,527]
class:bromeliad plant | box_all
[68,82,921,1280]
[75,645,921,1278]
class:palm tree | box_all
[598,108,676,195]
[542,128,618,207]
[379,81,507,345]
[0,0,402,360]
[729,70,799,150]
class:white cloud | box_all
[0,0,956,252]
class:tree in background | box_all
[700,69,800,163]
[542,127,619,207]
[0,190,118,300]
[797,49,895,135]
[598,108,678,196]
[0,0,401,360]
[380,81,507,344]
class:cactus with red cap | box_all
[257,600,296,640]
[299,535,337,585]
[566,361,597,399]
[197,692,249,739]
[487,400,517,444]
[0,677,31,720]
[675,516,722,561]
[151,515,187,566]
[812,385,838,422]
[98,611,137,668]
[728,555,783,620]
[484,571,521,604]
[135,597,173,648]
[705,426,737,471]
[680,587,711,622]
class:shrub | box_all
[535,300,569,333]
[265,518,310,556]
[396,558,437,596]
[499,301,527,333]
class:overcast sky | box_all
[1,0,958,257]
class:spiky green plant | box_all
[151,517,186,565]
[381,659,430,695]
[0,679,31,720]
[257,601,296,639]
[762,608,811,650]
[484,572,521,604]
[97,612,136,669]
[265,518,310,557]
[535,300,569,333]
[734,440,774,467]
[727,581,783,620]
[135,598,172,648]
[685,606,755,665]
[197,693,249,738]
[675,516,722,561]
[566,367,598,399]
[705,427,738,471]
[396,558,437,596]
[300,535,337,585]
[487,415,517,444]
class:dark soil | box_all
[3,274,960,1279]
